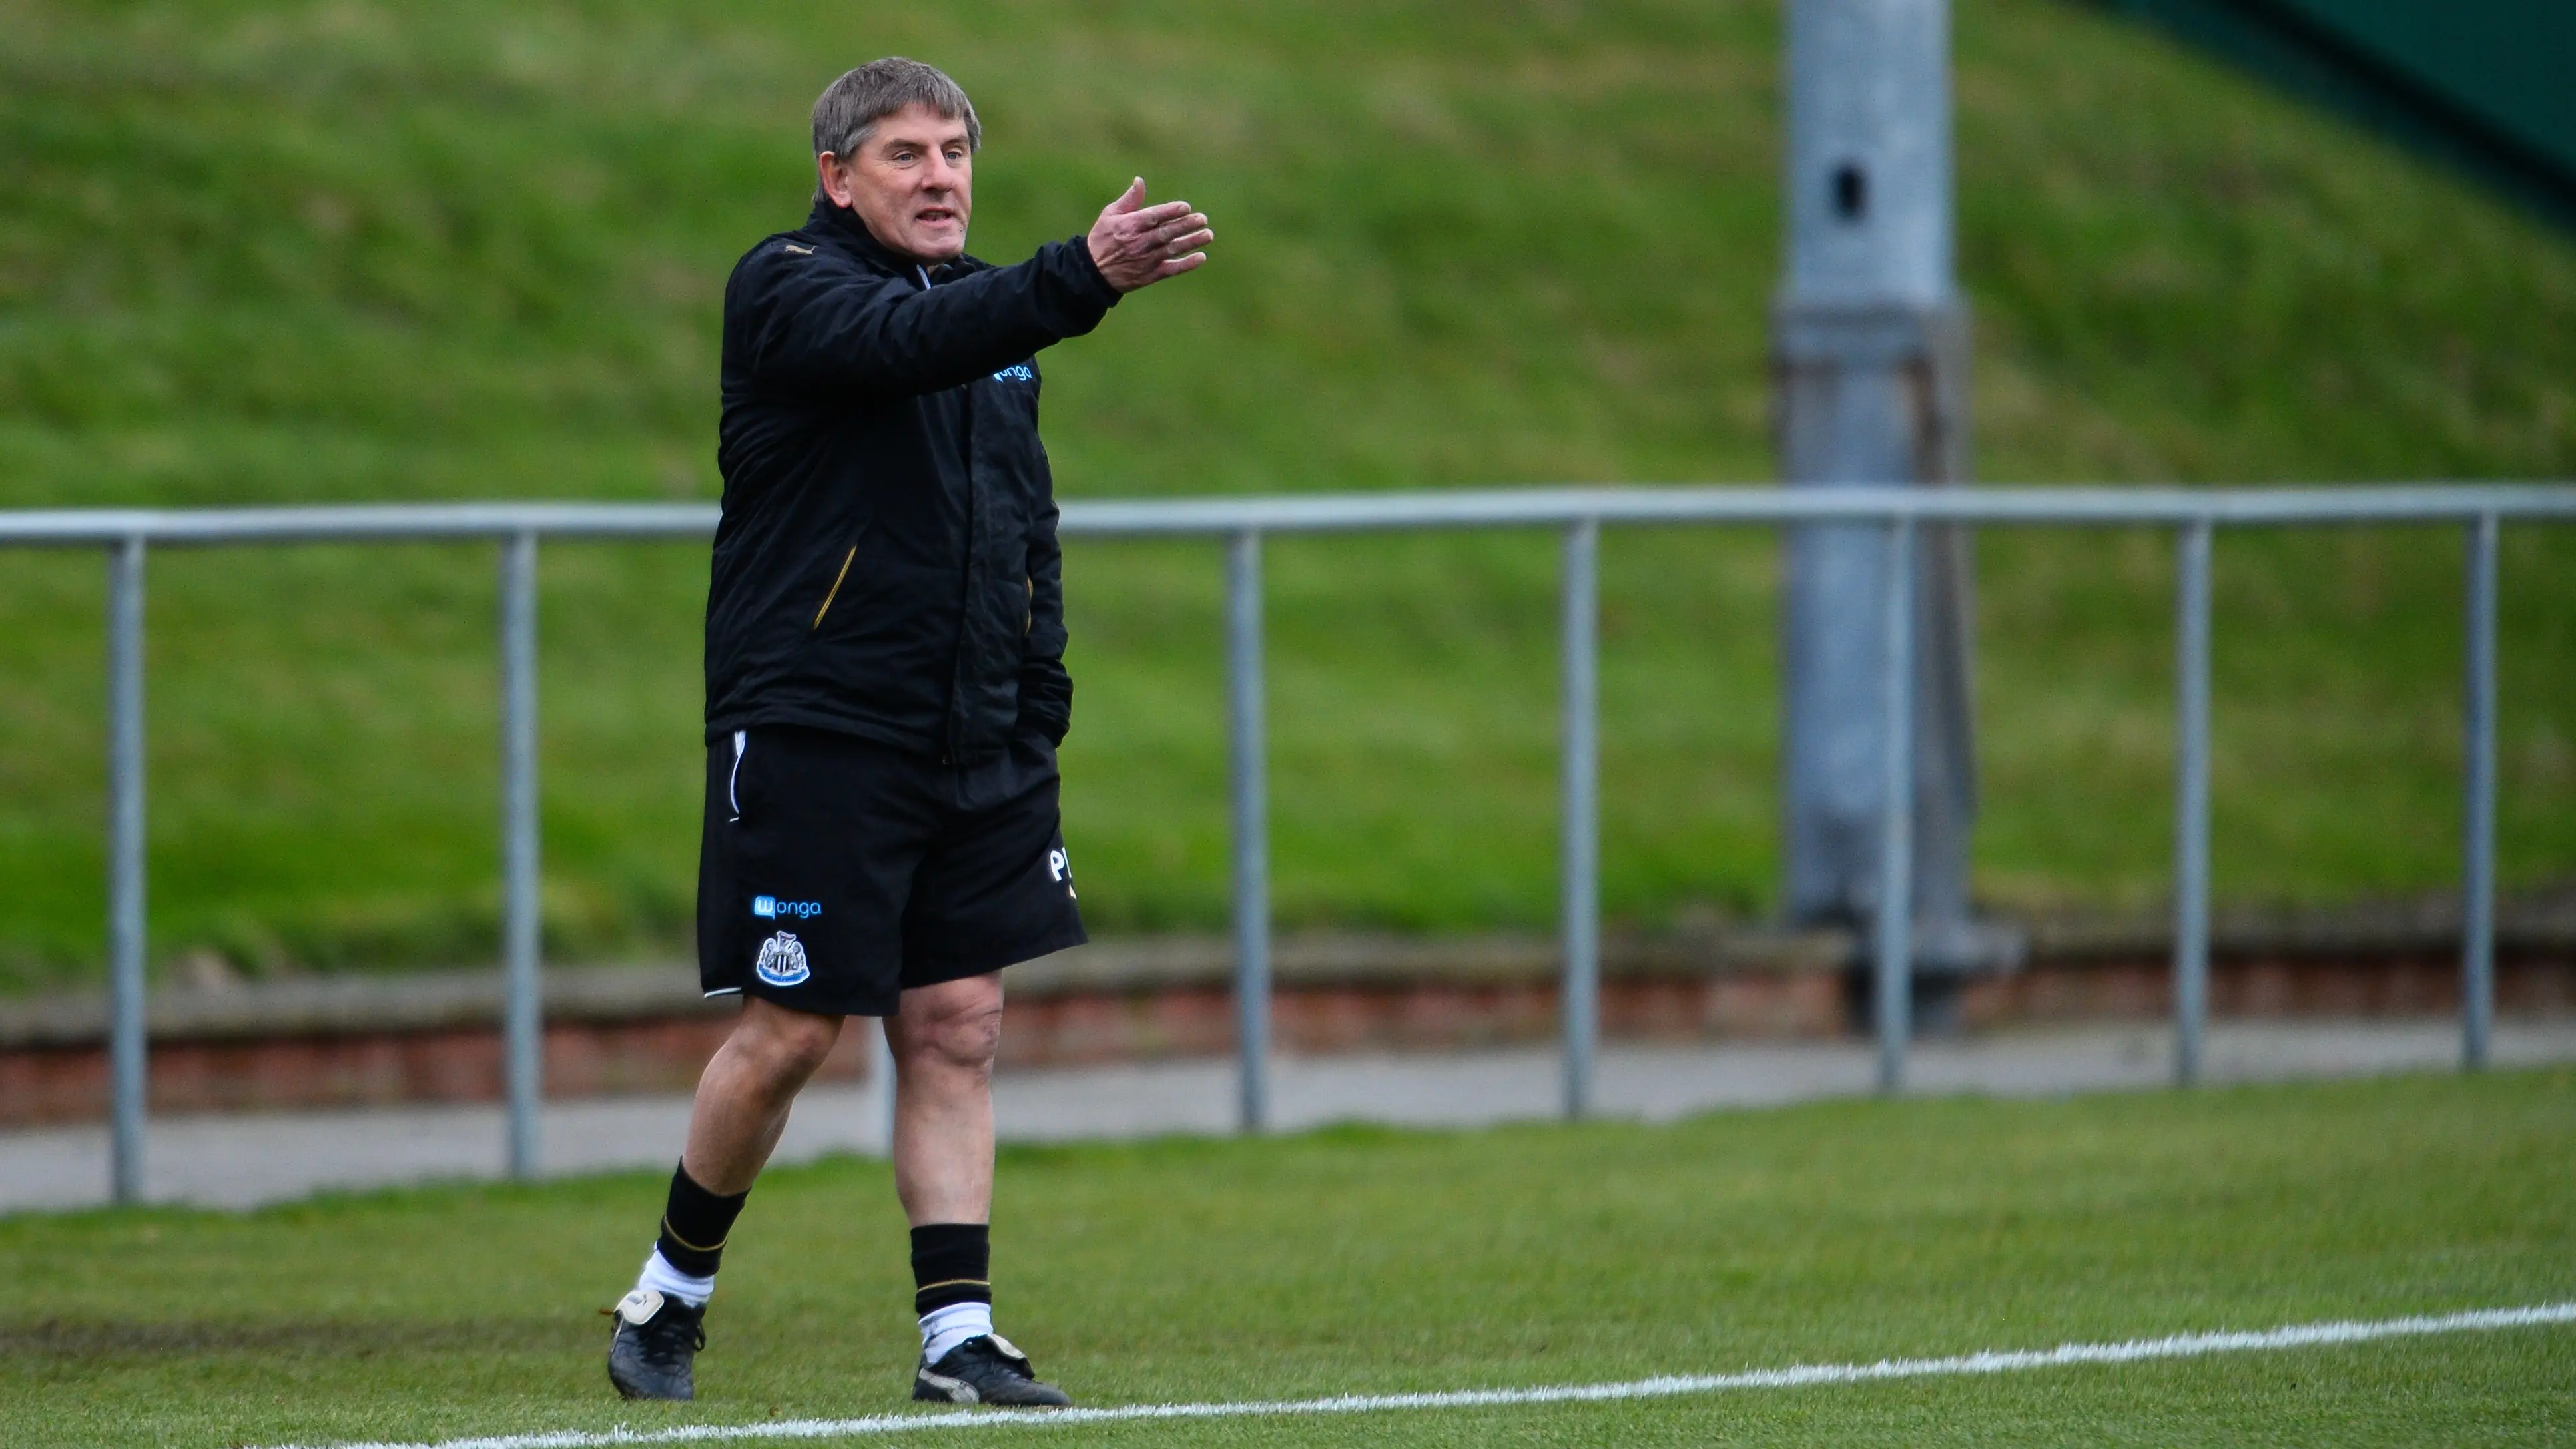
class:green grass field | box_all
[3,0,2575,986]
[4,1069,2571,1446]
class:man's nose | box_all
[924,154,964,192]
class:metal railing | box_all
[6,483,2570,1202]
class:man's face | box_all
[820,102,973,262]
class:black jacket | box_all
[705,200,1119,758]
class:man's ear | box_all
[816,153,854,208]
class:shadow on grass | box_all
[0,1314,574,1361]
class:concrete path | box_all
[5,1019,2571,1213]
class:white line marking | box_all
[267,1301,2576,1449]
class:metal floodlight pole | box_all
[1227,529,1271,1133]
[1560,517,1601,1120]
[2461,512,2499,1069]
[2172,519,2214,1086]
[1776,0,1979,982]
[105,535,149,1205]
[1875,517,1918,1093]
[499,531,543,1179]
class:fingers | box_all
[1114,200,1196,232]
[1161,226,1214,256]
[1120,212,1207,252]
[1153,252,1207,280]
[1103,177,1146,216]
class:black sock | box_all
[655,1163,749,1278]
[911,1223,992,1317]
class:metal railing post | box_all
[870,1025,898,1154]
[1560,518,1600,1119]
[499,531,543,1179]
[106,535,148,1204]
[1875,515,1917,1094]
[1227,529,1271,1133]
[2461,511,2499,1069]
[2172,518,2214,1086]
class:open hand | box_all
[1086,179,1213,294]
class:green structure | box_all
[2093,0,2576,231]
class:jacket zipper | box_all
[811,545,857,630]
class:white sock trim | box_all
[637,1247,715,1307]
[918,1299,993,1363]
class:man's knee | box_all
[896,974,1004,1075]
[730,999,844,1085]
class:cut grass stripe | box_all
[269,1301,2576,1449]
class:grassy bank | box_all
[1,0,2572,986]
[4,1069,2571,1445]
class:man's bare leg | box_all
[885,971,1064,1402]
[609,996,845,1401]
[681,997,847,1193]
[887,972,1003,1224]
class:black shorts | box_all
[696,724,1087,1017]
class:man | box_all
[603,57,1211,1407]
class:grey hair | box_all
[812,58,980,202]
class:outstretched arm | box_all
[733,179,1213,397]
[733,238,1116,397]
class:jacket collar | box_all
[808,199,979,282]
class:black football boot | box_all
[912,1333,1073,1406]
[605,1287,707,1401]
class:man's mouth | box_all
[916,207,958,226]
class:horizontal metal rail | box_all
[7,483,2567,1195]
[5,484,2576,547]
